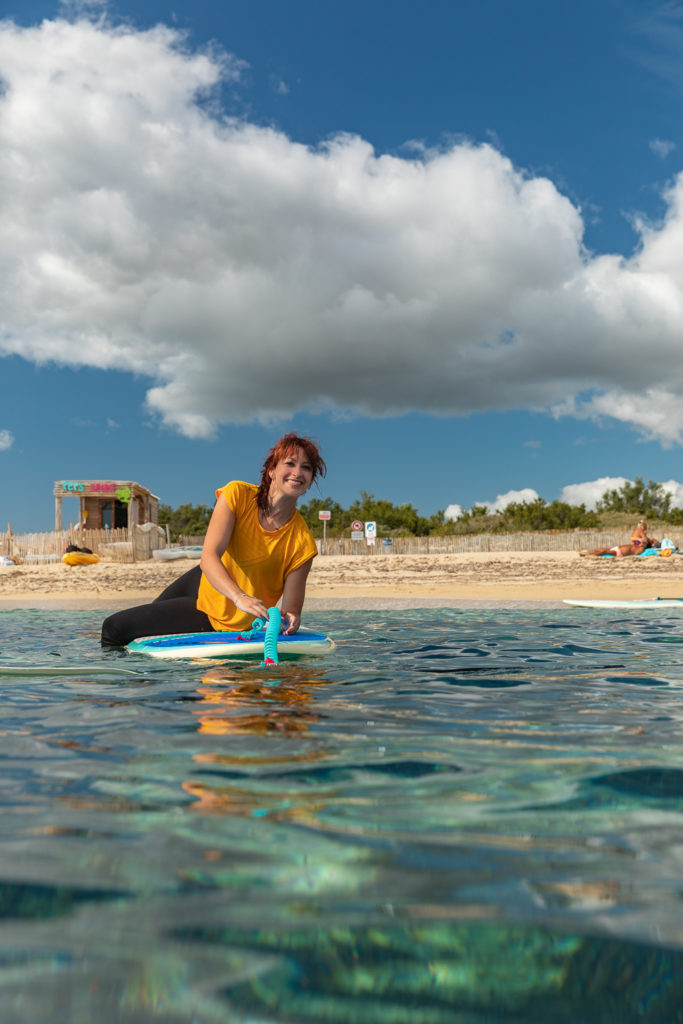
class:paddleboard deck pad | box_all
[564,598,683,609]
[127,628,335,660]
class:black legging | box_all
[101,565,215,648]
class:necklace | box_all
[259,505,292,531]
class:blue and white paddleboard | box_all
[564,598,683,609]
[127,627,335,660]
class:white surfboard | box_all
[564,598,683,609]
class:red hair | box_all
[256,433,326,511]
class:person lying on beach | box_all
[101,433,325,648]
[578,519,659,558]
[578,544,639,558]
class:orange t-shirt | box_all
[196,481,318,631]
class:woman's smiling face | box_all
[269,447,313,497]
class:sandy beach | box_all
[1,550,683,610]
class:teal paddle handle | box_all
[263,606,281,664]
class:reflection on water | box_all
[0,606,682,1020]
[185,666,329,814]
[192,664,328,736]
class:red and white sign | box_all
[318,510,331,521]
[351,520,363,532]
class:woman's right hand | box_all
[234,593,270,621]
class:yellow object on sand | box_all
[658,548,673,557]
[62,552,100,566]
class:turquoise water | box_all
[0,606,682,1022]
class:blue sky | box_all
[3,0,683,530]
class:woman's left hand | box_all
[280,558,313,635]
[281,611,300,635]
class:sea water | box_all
[0,606,682,1023]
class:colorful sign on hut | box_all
[53,480,159,530]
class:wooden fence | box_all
[314,529,683,556]
[1,524,167,563]
[4,526,682,562]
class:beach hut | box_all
[53,479,159,531]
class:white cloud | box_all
[59,0,107,14]
[650,137,676,159]
[4,19,683,442]
[476,488,540,513]
[554,389,683,447]
[560,476,683,510]
[0,429,14,451]
[447,478,683,518]
[444,503,464,521]
[270,74,289,95]
[560,477,629,511]
[446,488,540,517]
[660,479,683,508]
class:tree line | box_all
[158,477,683,541]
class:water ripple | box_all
[0,607,681,1019]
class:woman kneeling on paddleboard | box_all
[101,433,325,648]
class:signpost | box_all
[318,510,331,554]
[350,519,364,548]
[365,521,376,552]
